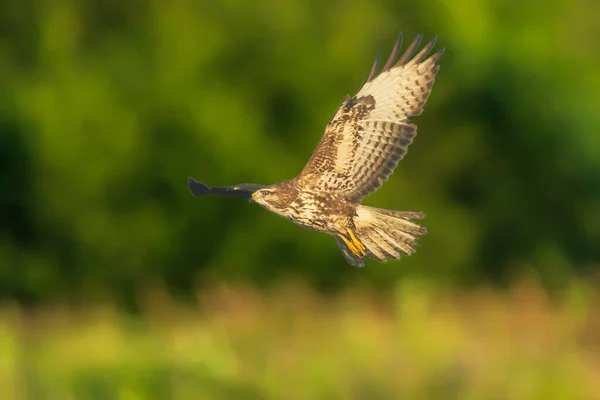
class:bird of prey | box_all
[189,33,444,267]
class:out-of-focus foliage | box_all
[1,278,599,399]
[0,0,599,303]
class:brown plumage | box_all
[210,33,443,266]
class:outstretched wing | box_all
[297,33,444,202]
[187,177,265,199]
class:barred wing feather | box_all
[297,34,444,202]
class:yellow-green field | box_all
[1,279,599,400]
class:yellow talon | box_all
[340,229,367,257]
[347,229,367,255]
[339,234,359,255]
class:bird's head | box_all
[251,186,284,211]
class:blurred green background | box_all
[1,0,600,398]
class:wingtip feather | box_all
[363,50,381,84]
[408,35,438,65]
[429,47,446,64]
[360,33,444,89]
[188,177,211,197]
[395,33,424,66]
[380,32,403,73]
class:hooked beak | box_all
[250,191,258,203]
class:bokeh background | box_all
[1,0,600,398]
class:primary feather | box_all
[297,34,444,202]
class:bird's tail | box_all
[335,205,427,267]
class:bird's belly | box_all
[287,213,334,233]
[281,198,350,234]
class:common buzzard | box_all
[189,33,444,267]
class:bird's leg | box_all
[338,234,360,256]
[339,228,367,257]
[346,228,367,256]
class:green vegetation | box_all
[1,0,598,301]
[1,0,599,397]
[2,279,599,399]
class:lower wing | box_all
[187,177,266,199]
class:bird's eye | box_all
[261,190,271,197]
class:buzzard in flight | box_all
[189,33,444,267]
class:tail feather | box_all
[336,205,427,267]
[370,227,401,259]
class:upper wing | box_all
[296,33,444,202]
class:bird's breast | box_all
[279,192,352,233]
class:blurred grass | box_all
[1,277,599,399]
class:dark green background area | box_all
[1,0,599,304]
